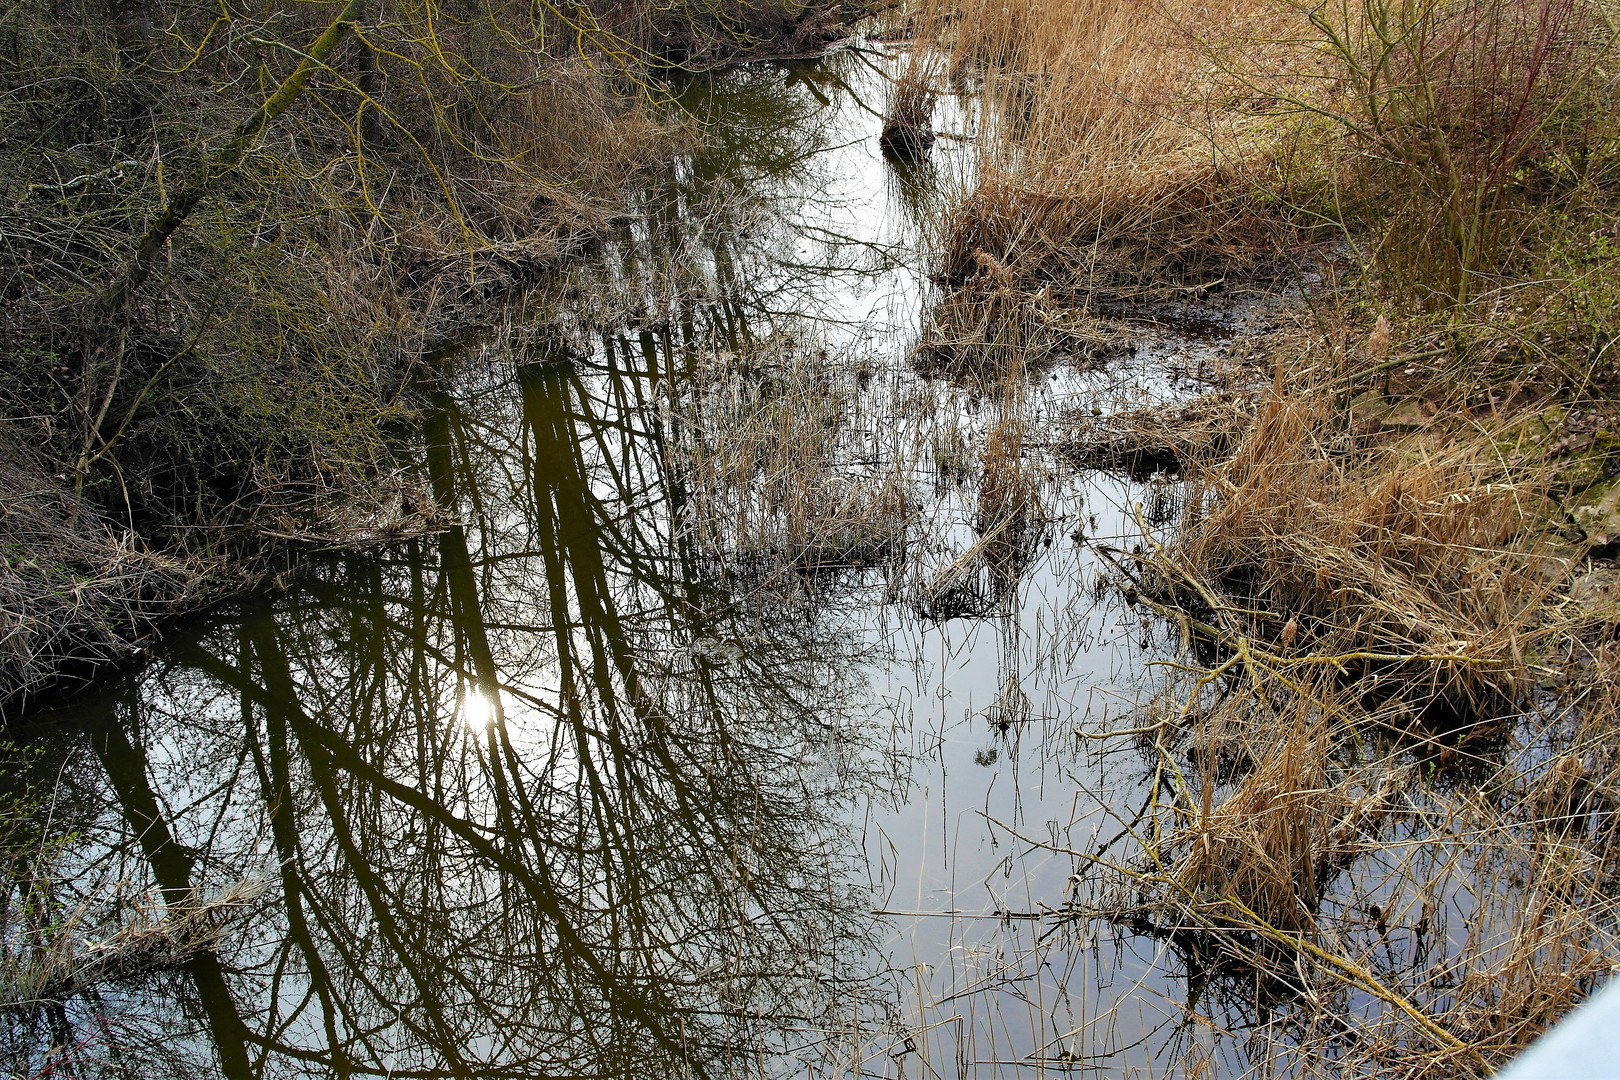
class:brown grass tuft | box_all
[918,0,1299,297]
[880,53,940,160]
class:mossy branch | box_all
[98,0,368,316]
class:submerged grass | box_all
[676,344,915,578]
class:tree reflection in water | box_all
[1,53,947,1080]
[0,348,894,1078]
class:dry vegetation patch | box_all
[0,428,197,705]
[906,0,1620,1055]
[1062,390,1249,477]
[675,347,914,578]
[920,0,1306,298]
[918,0,1620,336]
[1057,333,1620,1072]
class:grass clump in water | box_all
[677,344,915,579]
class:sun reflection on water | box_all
[461,688,497,730]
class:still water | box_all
[2,49,1272,1078]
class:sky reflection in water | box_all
[1,49,1253,1079]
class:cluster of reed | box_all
[915,0,1620,309]
[912,406,1051,615]
[1,880,264,1019]
[974,415,1048,569]
[1085,684,1620,1075]
[1062,322,1620,1071]
[916,0,1295,298]
[675,348,914,576]
[880,53,940,160]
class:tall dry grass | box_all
[920,0,1295,295]
[920,0,1620,307]
[1159,388,1550,722]
[1087,676,1620,1076]
[975,414,1048,566]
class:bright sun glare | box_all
[461,690,497,730]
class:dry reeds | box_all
[1062,390,1248,478]
[920,0,1297,297]
[880,54,939,160]
[0,881,264,1015]
[1076,636,1620,1075]
[1115,369,1559,728]
[911,407,1049,615]
[922,0,1620,305]
[975,414,1047,561]
[1057,343,1620,1073]
[676,347,914,575]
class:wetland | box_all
[8,2,1620,1077]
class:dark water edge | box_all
[0,49,1301,1079]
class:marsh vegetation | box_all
[5,0,1620,1076]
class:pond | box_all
[1,47,1286,1078]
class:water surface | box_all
[1,50,1270,1079]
